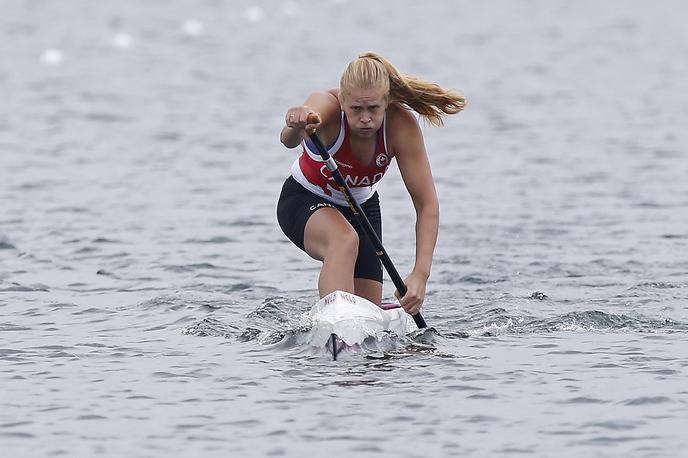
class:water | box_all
[2,0,687,456]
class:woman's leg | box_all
[303,207,359,298]
[354,278,382,306]
[351,192,383,306]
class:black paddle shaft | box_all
[307,131,428,329]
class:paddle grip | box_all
[306,113,321,125]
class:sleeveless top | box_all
[291,112,391,206]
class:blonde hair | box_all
[340,51,466,126]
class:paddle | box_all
[306,114,428,329]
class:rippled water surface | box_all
[2,1,688,456]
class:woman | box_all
[277,52,465,316]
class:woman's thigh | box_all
[303,207,358,261]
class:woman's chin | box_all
[355,128,376,137]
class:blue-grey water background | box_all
[2,0,688,456]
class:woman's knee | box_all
[304,209,358,260]
[331,226,359,258]
[316,223,359,261]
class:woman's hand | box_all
[395,269,428,316]
[280,92,338,148]
[285,106,321,134]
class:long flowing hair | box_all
[340,51,466,126]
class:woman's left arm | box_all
[391,109,440,315]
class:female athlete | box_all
[277,52,465,315]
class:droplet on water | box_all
[182,19,205,36]
[112,32,133,49]
[244,6,264,23]
[41,48,64,65]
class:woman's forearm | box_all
[280,125,306,148]
[413,201,439,278]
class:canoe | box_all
[306,290,416,359]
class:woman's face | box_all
[340,87,388,138]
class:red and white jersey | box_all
[291,112,391,206]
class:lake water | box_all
[1,0,687,456]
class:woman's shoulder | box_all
[386,103,423,148]
[325,88,341,100]
[386,102,421,130]
[305,89,341,122]
[301,89,341,143]
[307,89,340,109]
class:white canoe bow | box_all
[306,290,416,359]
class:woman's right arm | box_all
[280,91,340,148]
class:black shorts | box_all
[276,176,383,283]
